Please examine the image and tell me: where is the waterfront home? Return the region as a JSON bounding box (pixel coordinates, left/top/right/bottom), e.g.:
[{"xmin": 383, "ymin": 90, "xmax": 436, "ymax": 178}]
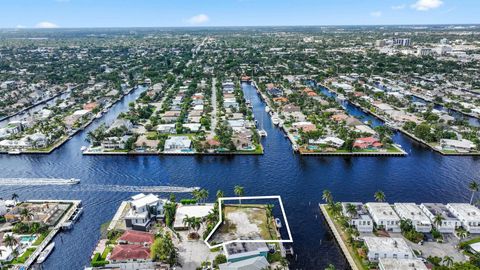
[
  {"xmin": 446, "ymin": 203, "xmax": 480, "ymax": 233},
  {"xmin": 219, "ymin": 256, "xmax": 270, "ymax": 270},
  {"xmin": 282, "ymin": 104, "xmax": 301, "ymax": 113},
  {"xmin": 439, "ymin": 139, "xmax": 476, "ymax": 152},
  {"xmin": 393, "ymin": 203, "xmax": 432, "ymax": 233},
  {"xmin": 124, "ymin": 193, "xmax": 168, "ymax": 231},
  {"xmin": 134, "ymin": 135, "xmax": 158, "ymax": 151},
  {"xmin": 341, "ymin": 202, "xmax": 373, "ymax": 232},
  {"xmin": 363, "ymin": 237, "xmax": 413, "ymax": 261},
  {"xmin": 292, "ymin": 122, "xmax": 316, "ymax": 133},
  {"xmin": 267, "ymin": 87, "xmax": 284, "ymax": 97},
  {"xmin": 354, "ymin": 125, "xmax": 376, "ymax": 135},
  {"xmin": 353, "ymin": 137, "xmax": 383, "ymax": 150},
  {"xmin": 64, "ymin": 109, "xmax": 91, "ymax": 127},
  {"xmin": 101, "ymin": 136, "xmax": 130, "ymax": 150},
  {"xmin": 108, "ymin": 244, "xmax": 151, "ymax": 263},
  {"xmin": 224, "ymin": 242, "xmax": 269, "ymax": 263},
  {"xmin": 222, "ymin": 81, "xmax": 235, "ymax": 93},
  {"xmin": 83, "ymin": 102, "xmax": 98, "ymax": 111},
  {"xmin": 156, "ymin": 124, "xmax": 176, "ymax": 134},
  {"xmin": 365, "ymin": 203, "xmax": 401, "ymax": 232},
  {"xmin": 309, "ymin": 137, "xmax": 345, "ymax": 148},
  {"xmin": 117, "ymin": 230, "xmax": 154, "ymax": 246},
  {"xmin": 378, "ymin": 258, "xmax": 428, "ymax": 270},
  {"xmin": 419, "ymin": 203, "xmax": 460, "ymax": 233},
  {"xmin": 164, "ymin": 136, "xmax": 192, "ymax": 152}
]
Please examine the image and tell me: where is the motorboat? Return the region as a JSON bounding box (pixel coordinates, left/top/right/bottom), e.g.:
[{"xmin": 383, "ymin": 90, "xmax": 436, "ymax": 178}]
[
  {"xmin": 275, "ymin": 218, "xmax": 282, "ymax": 228},
  {"xmin": 271, "ymin": 116, "xmax": 280, "ymax": 125},
  {"xmin": 8, "ymin": 149, "xmax": 21, "ymax": 155},
  {"xmin": 258, "ymin": 129, "xmax": 268, "ymax": 137},
  {"xmin": 37, "ymin": 242, "xmax": 55, "ymax": 264},
  {"xmin": 80, "ymin": 146, "xmax": 87, "ymax": 152},
  {"xmin": 265, "ymin": 106, "xmax": 270, "ymax": 113}
]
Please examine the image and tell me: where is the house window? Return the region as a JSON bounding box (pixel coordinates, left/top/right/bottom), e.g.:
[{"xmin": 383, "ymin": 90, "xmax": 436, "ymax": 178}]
[
  {"xmin": 404, "ymin": 254, "xmax": 409, "ymax": 259},
  {"xmin": 393, "ymin": 254, "xmax": 397, "ymax": 259}
]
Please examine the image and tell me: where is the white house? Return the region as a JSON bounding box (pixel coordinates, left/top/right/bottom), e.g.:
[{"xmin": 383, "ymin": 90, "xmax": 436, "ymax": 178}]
[
  {"xmin": 378, "ymin": 258, "xmax": 428, "ymax": 270},
  {"xmin": 156, "ymin": 124, "xmax": 176, "ymax": 134},
  {"xmin": 447, "ymin": 203, "xmax": 480, "ymax": 233},
  {"xmin": 365, "ymin": 203, "xmax": 401, "ymax": 232},
  {"xmin": 419, "ymin": 203, "xmax": 460, "ymax": 233},
  {"xmin": 363, "ymin": 237, "xmax": 413, "ymax": 261},
  {"xmin": 124, "ymin": 193, "xmax": 168, "ymax": 231},
  {"xmin": 440, "ymin": 139, "xmax": 476, "ymax": 152},
  {"xmin": 393, "ymin": 203, "xmax": 432, "ymax": 233},
  {"xmin": 164, "ymin": 136, "xmax": 192, "ymax": 152},
  {"xmin": 341, "ymin": 202, "xmax": 373, "ymax": 232},
  {"xmin": 309, "ymin": 137, "xmax": 345, "ymax": 148}
]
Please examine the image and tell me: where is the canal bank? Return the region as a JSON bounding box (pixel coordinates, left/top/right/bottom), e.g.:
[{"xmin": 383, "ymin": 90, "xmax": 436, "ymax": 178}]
[
  {"xmin": 0, "ymin": 82, "xmax": 480, "ymax": 269},
  {"xmin": 315, "ymin": 82, "xmax": 480, "ymax": 156}
]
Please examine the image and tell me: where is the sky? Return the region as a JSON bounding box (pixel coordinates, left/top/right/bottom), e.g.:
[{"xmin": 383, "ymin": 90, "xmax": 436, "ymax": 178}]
[{"xmin": 0, "ymin": 0, "xmax": 478, "ymax": 28}]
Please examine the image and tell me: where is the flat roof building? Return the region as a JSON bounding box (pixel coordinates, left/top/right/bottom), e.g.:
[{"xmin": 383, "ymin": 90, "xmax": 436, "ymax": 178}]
[
  {"xmin": 419, "ymin": 203, "xmax": 460, "ymax": 233},
  {"xmin": 379, "ymin": 258, "xmax": 428, "ymax": 270},
  {"xmin": 341, "ymin": 202, "xmax": 373, "ymax": 232},
  {"xmin": 447, "ymin": 203, "xmax": 480, "ymax": 233},
  {"xmin": 393, "ymin": 203, "xmax": 432, "ymax": 233},
  {"xmin": 365, "ymin": 203, "xmax": 401, "ymax": 232},
  {"xmin": 363, "ymin": 237, "xmax": 413, "ymax": 261}
]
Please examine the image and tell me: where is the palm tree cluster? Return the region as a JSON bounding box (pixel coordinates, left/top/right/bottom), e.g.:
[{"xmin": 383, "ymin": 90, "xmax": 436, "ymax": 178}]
[
  {"xmin": 192, "ymin": 189, "xmax": 209, "ymax": 204},
  {"xmin": 182, "ymin": 215, "xmax": 203, "ymax": 239}
]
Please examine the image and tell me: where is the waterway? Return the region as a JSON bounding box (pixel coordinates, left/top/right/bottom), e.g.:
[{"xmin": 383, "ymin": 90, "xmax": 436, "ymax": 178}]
[{"xmin": 0, "ymin": 83, "xmax": 479, "ymax": 269}]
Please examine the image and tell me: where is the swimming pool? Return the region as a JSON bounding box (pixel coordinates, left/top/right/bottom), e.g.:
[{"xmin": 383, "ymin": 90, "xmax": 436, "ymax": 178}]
[{"xmin": 19, "ymin": 235, "xmax": 36, "ymax": 244}]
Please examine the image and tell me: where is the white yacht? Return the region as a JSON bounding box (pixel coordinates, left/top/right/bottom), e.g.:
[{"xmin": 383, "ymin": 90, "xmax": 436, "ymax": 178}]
[
  {"xmin": 265, "ymin": 106, "xmax": 270, "ymax": 113},
  {"xmin": 271, "ymin": 115, "xmax": 280, "ymax": 125},
  {"xmin": 258, "ymin": 130, "xmax": 268, "ymax": 137},
  {"xmin": 37, "ymin": 242, "xmax": 55, "ymax": 264}
]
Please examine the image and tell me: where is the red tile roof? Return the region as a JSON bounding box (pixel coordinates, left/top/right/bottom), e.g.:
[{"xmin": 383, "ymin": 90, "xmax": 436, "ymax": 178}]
[
  {"xmin": 110, "ymin": 244, "xmax": 151, "ymax": 261},
  {"xmin": 118, "ymin": 230, "xmax": 154, "ymax": 245}
]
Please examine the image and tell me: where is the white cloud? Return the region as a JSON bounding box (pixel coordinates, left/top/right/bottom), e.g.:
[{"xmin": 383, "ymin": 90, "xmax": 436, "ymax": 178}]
[
  {"xmin": 186, "ymin": 14, "xmax": 209, "ymax": 25},
  {"xmin": 35, "ymin": 21, "xmax": 59, "ymax": 28},
  {"xmin": 370, "ymin": 11, "xmax": 382, "ymax": 17},
  {"xmin": 411, "ymin": 0, "xmax": 443, "ymax": 11},
  {"xmin": 15, "ymin": 25, "xmax": 26, "ymax": 29},
  {"xmin": 392, "ymin": 4, "xmax": 406, "ymax": 10}
]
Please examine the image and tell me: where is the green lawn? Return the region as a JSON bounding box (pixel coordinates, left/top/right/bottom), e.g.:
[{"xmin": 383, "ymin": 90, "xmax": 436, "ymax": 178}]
[
  {"xmin": 12, "ymin": 247, "xmax": 36, "ymax": 264},
  {"xmin": 33, "ymin": 231, "xmax": 50, "ymax": 246}
]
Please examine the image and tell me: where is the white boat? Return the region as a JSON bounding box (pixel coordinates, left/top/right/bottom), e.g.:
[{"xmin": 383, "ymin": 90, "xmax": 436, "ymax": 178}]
[
  {"xmin": 8, "ymin": 149, "xmax": 21, "ymax": 155},
  {"xmin": 271, "ymin": 116, "xmax": 280, "ymax": 125},
  {"xmin": 265, "ymin": 106, "xmax": 270, "ymax": 113},
  {"xmin": 37, "ymin": 242, "xmax": 55, "ymax": 264},
  {"xmin": 279, "ymin": 122, "xmax": 283, "ymax": 128},
  {"xmin": 67, "ymin": 178, "xmax": 81, "ymax": 185},
  {"xmin": 80, "ymin": 146, "xmax": 87, "ymax": 152},
  {"xmin": 275, "ymin": 218, "xmax": 282, "ymax": 228},
  {"xmin": 258, "ymin": 130, "xmax": 268, "ymax": 137}
]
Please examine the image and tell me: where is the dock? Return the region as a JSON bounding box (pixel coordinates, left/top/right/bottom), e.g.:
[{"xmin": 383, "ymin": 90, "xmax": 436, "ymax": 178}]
[
  {"xmin": 21, "ymin": 200, "xmax": 82, "ymax": 269},
  {"xmin": 319, "ymin": 204, "xmax": 359, "ymax": 270}
]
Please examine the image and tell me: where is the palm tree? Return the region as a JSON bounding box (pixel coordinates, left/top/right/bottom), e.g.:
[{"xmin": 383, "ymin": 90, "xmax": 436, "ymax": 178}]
[
  {"xmin": 234, "ymin": 185, "xmax": 245, "ymax": 204},
  {"xmin": 216, "ymin": 190, "xmax": 224, "ymax": 200},
  {"xmin": 20, "ymin": 208, "xmax": 33, "ymax": 221},
  {"xmin": 11, "ymin": 193, "xmax": 19, "ymax": 203},
  {"xmin": 374, "ymin": 191, "xmax": 386, "ymax": 202},
  {"xmin": 442, "ymin": 256, "xmax": 453, "ymax": 267},
  {"xmin": 330, "ymin": 202, "xmax": 342, "ymax": 218},
  {"xmin": 199, "ymin": 189, "xmax": 209, "ymax": 204},
  {"xmin": 346, "ymin": 203, "xmax": 357, "ymax": 219},
  {"xmin": 4, "ymin": 234, "xmax": 18, "ymax": 249},
  {"xmin": 192, "ymin": 189, "xmax": 201, "ymax": 204},
  {"xmin": 183, "ymin": 215, "xmax": 193, "ymax": 232},
  {"xmin": 469, "ymin": 181, "xmax": 479, "ymax": 204},
  {"xmin": 433, "ymin": 213, "xmax": 444, "ymax": 229},
  {"xmin": 322, "ymin": 190, "xmax": 333, "ymax": 205}
]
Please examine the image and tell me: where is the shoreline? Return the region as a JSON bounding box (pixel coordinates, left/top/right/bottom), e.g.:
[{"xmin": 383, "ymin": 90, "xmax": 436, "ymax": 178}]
[{"xmin": 317, "ymin": 82, "xmax": 480, "ymax": 156}]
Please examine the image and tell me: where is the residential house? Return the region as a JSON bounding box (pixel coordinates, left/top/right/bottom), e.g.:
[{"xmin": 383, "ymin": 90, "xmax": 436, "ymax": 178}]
[
  {"xmin": 341, "ymin": 202, "xmax": 373, "ymax": 232},
  {"xmin": 419, "ymin": 203, "xmax": 460, "ymax": 233},
  {"xmin": 440, "ymin": 139, "xmax": 476, "ymax": 153},
  {"xmin": 363, "ymin": 237, "xmax": 413, "ymax": 261},
  {"xmin": 447, "ymin": 203, "xmax": 480, "ymax": 233},
  {"xmin": 101, "ymin": 136, "xmax": 130, "ymax": 150},
  {"xmin": 365, "ymin": 203, "xmax": 401, "ymax": 232},
  {"xmin": 224, "ymin": 242, "xmax": 269, "ymax": 263},
  {"xmin": 393, "ymin": 203, "xmax": 432, "ymax": 233},
  {"xmin": 124, "ymin": 193, "xmax": 167, "ymax": 231},
  {"xmin": 164, "ymin": 136, "xmax": 192, "ymax": 152},
  {"xmin": 353, "ymin": 137, "xmax": 383, "ymax": 150},
  {"xmin": 378, "ymin": 258, "xmax": 428, "ymax": 270}
]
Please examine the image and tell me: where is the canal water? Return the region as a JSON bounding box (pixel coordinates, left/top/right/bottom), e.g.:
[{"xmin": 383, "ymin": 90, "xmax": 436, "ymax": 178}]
[{"xmin": 0, "ymin": 83, "xmax": 479, "ymax": 269}]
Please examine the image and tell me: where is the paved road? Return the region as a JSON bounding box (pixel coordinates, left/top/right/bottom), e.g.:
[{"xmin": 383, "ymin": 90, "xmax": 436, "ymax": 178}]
[{"xmin": 210, "ymin": 78, "xmax": 218, "ymax": 133}]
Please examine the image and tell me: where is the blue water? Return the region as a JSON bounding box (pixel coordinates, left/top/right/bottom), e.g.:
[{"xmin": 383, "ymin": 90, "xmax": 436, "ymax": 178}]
[{"xmin": 0, "ymin": 84, "xmax": 479, "ymax": 269}]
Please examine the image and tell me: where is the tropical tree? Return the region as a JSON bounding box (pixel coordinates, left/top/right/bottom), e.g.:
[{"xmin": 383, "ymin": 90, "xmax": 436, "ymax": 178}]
[
  {"xmin": 4, "ymin": 234, "xmax": 18, "ymax": 249},
  {"xmin": 150, "ymin": 232, "xmax": 178, "ymax": 265},
  {"xmin": 216, "ymin": 190, "xmax": 224, "ymax": 200},
  {"xmin": 346, "ymin": 203, "xmax": 357, "ymax": 219},
  {"xmin": 433, "ymin": 213, "xmax": 444, "ymax": 228},
  {"xmin": 11, "ymin": 193, "xmax": 19, "ymax": 203},
  {"xmin": 322, "ymin": 190, "xmax": 333, "ymax": 205},
  {"xmin": 442, "ymin": 256, "xmax": 454, "ymax": 267},
  {"xmin": 374, "ymin": 191, "xmax": 386, "ymax": 202},
  {"xmin": 234, "ymin": 185, "xmax": 245, "ymax": 204},
  {"xmin": 20, "ymin": 208, "xmax": 33, "ymax": 221},
  {"xmin": 199, "ymin": 189, "xmax": 209, "ymax": 204},
  {"xmin": 469, "ymin": 181, "xmax": 479, "ymax": 204},
  {"xmin": 330, "ymin": 202, "xmax": 342, "ymax": 218}
]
